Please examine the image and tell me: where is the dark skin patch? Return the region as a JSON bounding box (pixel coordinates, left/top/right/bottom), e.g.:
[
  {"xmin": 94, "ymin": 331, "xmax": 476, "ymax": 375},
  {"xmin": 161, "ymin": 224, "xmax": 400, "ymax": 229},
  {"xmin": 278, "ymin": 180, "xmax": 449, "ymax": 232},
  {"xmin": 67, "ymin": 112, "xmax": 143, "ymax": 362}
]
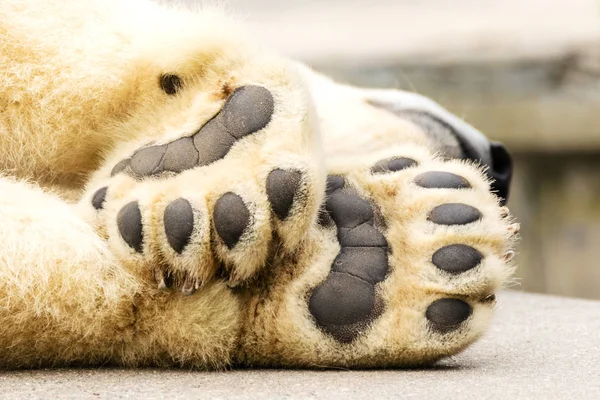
[
  {"xmin": 371, "ymin": 157, "xmax": 418, "ymax": 174},
  {"xmin": 213, "ymin": 192, "xmax": 251, "ymax": 249},
  {"xmin": 426, "ymin": 298, "xmax": 472, "ymax": 333},
  {"xmin": 91, "ymin": 187, "xmax": 108, "ymax": 210},
  {"xmin": 117, "ymin": 201, "xmax": 143, "ymax": 253},
  {"xmin": 266, "ymin": 169, "xmax": 303, "ymax": 220},
  {"xmin": 159, "ymin": 74, "xmax": 183, "ymax": 95},
  {"xmin": 123, "ymin": 85, "xmax": 274, "ymax": 179},
  {"xmin": 309, "ymin": 179, "xmax": 389, "ymax": 343},
  {"xmin": 432, "ymin": 244, "xmax": 484, "ymax": 274},
  {"xmin": 163, "ymin": 198, "xmax": 195, "ymax": 254},
  {"xmin": 414, "ymin": 171, "xmax": 471, "ymax": 189},
  {"xmin": 428, "ymin": 203, "xmax": 483, "ymax": 225}
]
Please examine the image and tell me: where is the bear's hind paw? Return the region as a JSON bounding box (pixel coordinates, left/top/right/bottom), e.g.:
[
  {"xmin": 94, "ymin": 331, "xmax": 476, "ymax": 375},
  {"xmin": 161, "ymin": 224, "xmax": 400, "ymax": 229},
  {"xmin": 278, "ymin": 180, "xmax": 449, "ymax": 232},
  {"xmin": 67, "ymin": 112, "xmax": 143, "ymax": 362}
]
[{"xmin": 239, "ymin": 145, "xmax": 518, "ymax": 367}]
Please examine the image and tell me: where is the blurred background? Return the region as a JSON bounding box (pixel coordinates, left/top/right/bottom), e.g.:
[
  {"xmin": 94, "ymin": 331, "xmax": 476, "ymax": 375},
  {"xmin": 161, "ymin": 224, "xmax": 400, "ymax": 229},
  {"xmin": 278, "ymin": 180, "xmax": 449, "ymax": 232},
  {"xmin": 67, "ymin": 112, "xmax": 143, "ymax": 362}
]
[{"xmin": 198, "ymin": 0, "xmax": 600, "ymax": 299}]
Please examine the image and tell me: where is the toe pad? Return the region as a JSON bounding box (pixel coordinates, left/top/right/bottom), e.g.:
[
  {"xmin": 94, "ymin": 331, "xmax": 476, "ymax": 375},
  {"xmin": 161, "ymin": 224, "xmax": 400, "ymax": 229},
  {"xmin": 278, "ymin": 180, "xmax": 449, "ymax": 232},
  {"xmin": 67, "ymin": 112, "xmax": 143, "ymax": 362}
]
[
  {"xmin": 432, "ymin": 244, "xmax": 483, "ymax": 274},
  {"xmin": 117, "ymin": 201, "xmax": 143, "ymax": 253},
  {"xmin": 266, "ymin": 169, "xmax": 302, "ymax": 220},
  {"xmin": 163, "ymin": 198, "xmax": 194, "ymax": 254},
  {"xmin": 426, "ymin": 299, "xmax": 472, "ymax": 333},
  {"xmin": 415, "ymin": 171, "xmax": 471, "ymax": 189},
  {"xmin": 213, "ymin": 193, "xmax": 250, "ymax": 249}
]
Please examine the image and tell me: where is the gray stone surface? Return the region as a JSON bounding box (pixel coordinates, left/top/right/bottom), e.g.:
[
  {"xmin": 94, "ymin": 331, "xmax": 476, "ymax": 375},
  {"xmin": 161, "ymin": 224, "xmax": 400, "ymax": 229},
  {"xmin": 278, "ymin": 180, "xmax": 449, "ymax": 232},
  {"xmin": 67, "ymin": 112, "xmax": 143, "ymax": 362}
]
[{"xmin": 0, "ymin": 291, "xmax": 598, "ymax": 399}]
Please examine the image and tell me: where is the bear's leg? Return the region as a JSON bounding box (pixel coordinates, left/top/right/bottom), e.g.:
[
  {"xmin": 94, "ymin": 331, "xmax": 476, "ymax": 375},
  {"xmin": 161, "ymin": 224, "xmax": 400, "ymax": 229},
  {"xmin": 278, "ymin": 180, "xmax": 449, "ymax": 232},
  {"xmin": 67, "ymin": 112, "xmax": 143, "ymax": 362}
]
[
  {"xmin": 238, "ymin": 145, "xmax": 518, "ymax": 367},
  {"xmin": 301, "ymin": 67, "xmax": 513, "ymax": 204},
  {"xmin": 0, "ymin": 177, "xmax": 240, "ymax": 368},
  {"xmin": 78, "ymin": 61, "xmax": 325, "ymax": 291},
  {"xmin": 0, "ymin": 177, "xmax": 137, "ymax": 368}
]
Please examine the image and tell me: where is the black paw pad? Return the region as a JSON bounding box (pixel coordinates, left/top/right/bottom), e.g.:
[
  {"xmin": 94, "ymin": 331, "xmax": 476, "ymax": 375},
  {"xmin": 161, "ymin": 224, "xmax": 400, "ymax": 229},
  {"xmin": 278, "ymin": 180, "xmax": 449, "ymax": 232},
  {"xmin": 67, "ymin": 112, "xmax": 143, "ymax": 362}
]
[
  {"xmin": 371, "ymin": 157, "xmax": 418, "ymax": 174},
  {"xmin": 310, "ymin": 184, "xmax": 389, "ymax": 343},
  {"xmin": 130, "ymin": 144, "xmax": 168, "ymax": 177},
  {"xmin": 117, "ymin": 201, "xmax": 143, "ymax": 253},
  {"xmin": 221, "ymin": 85, "xmax": 275, "ymax": 139},
  {"xmin": 266, "ymin": 169, "xmax": 302, "ymax": 220},
  {"xmin": 91, "ymin": 187, "xmax": 108, "ymax": 210},
  {"xmin": 428, "ymin": 203, "xmax": 482, "ymax": 225},
  {"xmin": 127, "ymin": 85, "xmax": 274, "ymax": 178},
  {"xmin": 338, "ymin": 224, "xmax": 387, "ymax": 247},
  {"xmin": 426, "ymin": 298, "xmax": 472, "ymax": 333},
  {"xmin": 325, "ymin": 192, "xmax": 374, "ymax": 228},
  {"xmin": 432, "ymin": 244, "xmax": 483, "ymax": 274},
  {"xmin": 309, "ymin": 272, "xmax": 383, "ymax": 343},
  {"xmin": 332, "ymin": 247, "xmax": 388, "ymax": 284},
  {"xmin": 415, "ymin": 171, "xmax": 471, "ymax": 189},
  {"xmin": 325, "ymin": 175, "xmax": 345, "ymax": 195},
  {"xmin": 213, "ymin": 193, "xmax": 250, "ymax": 249},
  {"xmin": 162, "ymin": 137, "xmax": 200, "ymax": 173},
  {"xmin": 163, "ymin": 198, "xmax": 194, "ymax": 254}
]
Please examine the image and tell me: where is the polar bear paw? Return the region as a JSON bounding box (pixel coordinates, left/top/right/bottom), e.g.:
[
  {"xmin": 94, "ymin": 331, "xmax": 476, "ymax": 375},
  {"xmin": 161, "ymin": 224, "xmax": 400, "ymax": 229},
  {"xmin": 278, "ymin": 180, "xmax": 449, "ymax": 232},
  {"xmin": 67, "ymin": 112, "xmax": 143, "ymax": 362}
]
[
  {"xmin": 239, "ymin": 145, "xmax": 518, "ymax": 367},
  {"xmin": 81, "ymin": 83, "xmax": 324, "ymax": 291}
]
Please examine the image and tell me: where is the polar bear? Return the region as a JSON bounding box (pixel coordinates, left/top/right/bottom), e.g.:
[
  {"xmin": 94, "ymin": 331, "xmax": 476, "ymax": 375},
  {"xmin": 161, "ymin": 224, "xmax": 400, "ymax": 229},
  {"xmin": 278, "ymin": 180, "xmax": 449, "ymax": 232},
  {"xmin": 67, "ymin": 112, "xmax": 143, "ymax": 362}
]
[{"xmin": 0, "ymin": 0, "xmax": 517, "ymax": 368}]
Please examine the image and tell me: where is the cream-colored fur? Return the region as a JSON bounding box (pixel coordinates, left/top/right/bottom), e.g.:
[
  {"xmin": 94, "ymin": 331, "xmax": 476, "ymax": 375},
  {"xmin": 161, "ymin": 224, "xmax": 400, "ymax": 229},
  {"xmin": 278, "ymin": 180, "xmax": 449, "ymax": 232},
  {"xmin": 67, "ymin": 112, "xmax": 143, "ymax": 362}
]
[
  {"xmin": 239, "ymin": 145, "xmax": 516, "ymax": 367},
  {"xmin": 0, "ymin": 0, "xmax": 517, "ymax": 369},
  {"xmin": 0, "ymin": 177, "xmax": 240, "ymax": 368}
]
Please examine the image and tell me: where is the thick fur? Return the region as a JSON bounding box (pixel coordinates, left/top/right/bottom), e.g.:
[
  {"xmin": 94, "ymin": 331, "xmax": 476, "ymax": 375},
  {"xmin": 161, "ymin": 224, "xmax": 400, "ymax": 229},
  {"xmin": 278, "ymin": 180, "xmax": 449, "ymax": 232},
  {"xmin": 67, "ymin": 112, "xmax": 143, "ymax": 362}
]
[{"xmin": 0, "ymin": 0, "xmax": 516, "ymax": 369}]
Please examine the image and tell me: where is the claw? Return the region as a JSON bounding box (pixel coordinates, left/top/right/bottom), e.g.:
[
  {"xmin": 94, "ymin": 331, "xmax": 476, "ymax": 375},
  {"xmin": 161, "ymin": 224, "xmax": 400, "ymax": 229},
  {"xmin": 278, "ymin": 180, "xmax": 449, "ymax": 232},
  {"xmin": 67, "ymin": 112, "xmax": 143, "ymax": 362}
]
[
  {"xmin": 508, "ymin": 223, "xmax": 520, "ymax": 234},
  {"xmin": 182, "ymin": 274, "xmax": 198, "ymax": 296},
  {"xmin": 502, "ymin": 250, "xmax": 516, "ymax": 262},
  {"xmin": 154, "ymin": 266, "xmax": 172, "ymax": 290},
  {"xmin": 499, "ymin": 206, "xmax": 510, "ymax": 218},
  {"xmin": 481, "ymin": 294, "xmax": 497, "ymax": 304}
]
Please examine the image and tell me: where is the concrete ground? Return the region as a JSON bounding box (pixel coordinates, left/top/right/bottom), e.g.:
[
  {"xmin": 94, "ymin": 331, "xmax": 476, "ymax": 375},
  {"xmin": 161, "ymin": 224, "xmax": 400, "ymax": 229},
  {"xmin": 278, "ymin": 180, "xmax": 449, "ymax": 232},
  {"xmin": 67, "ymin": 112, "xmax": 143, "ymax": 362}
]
[{"xmin": 1, "ymin": 291, "xmax": 599, "ymax": 399}]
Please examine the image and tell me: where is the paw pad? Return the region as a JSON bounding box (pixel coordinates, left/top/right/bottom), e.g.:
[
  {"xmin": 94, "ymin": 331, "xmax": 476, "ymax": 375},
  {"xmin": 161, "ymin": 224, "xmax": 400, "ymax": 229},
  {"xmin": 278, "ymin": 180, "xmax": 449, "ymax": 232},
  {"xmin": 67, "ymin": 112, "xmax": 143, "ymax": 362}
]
[
  {"xmin": 309, "ymin": 177, "xmax": 389, "ymax": 343},
  {"xmin": 110, "ymin": 158, "xmax": 131, "ymax": 177},
  {"xmin": 415, "ymin": 171, "xmax": 471, "ymax": 189},
  {"xmin": 428, "ymin": 203, "xmax": 482, "ymax": 225},
  {"xmin": 266, "ymin": 169, "xmax": 302, "ymax": 220},
  {"xmin": 91, "ymin": 187, "xmax": 108, "ymax": 210},
  {"xmin": 432, "ymin": 244, "xmax": 483, "ymax": 274},
  {"xmin": 325, "ymin": 175, "xmax": 345, "ymax": 194},
  {"xmin": 426, "ymin": 298, "xmax": 472, "ymax": 333},
  {"xmin": 163, "ymin": 198, "xmax": 194, "ymax": 254},
  {"xmin": 371, "ymin": 157, "xmax": 417, "ymax": 174},
  {"xmin": 213, "ymin": 192, "xmax": 251, "ymax": 249},
  {"xmin": 309, "ymin": 273, "xmax": 383, "ymax": 343},
  {"xmin": 117, "ymin": 201, "xmax": 143, "ymax": 253},
  {"xmin": 220, "ymin": 85, "xmax": 274, "ymax": 139},
  {"xmin": 113, "ymin": 85, "xmax": 274, "ymax": 178}
]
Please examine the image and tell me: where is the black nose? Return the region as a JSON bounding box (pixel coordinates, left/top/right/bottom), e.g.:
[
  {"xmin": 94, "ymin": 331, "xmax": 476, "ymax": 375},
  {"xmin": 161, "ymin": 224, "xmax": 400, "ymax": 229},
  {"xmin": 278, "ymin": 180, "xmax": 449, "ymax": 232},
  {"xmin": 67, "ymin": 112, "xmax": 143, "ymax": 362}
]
[{"xmin": 487, "ymin": 142, "xmax": 512, "ymax": 205}]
